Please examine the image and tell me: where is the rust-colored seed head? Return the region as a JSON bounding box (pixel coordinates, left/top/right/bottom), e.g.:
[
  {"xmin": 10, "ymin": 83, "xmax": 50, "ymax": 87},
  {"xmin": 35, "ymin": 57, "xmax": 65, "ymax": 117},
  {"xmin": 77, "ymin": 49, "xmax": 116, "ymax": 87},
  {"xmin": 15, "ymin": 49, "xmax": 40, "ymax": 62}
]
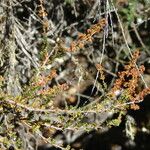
[
  {"xmin": 67, "ymin": 18, "xmax": 107, "ymax": 52},
  {"xmin": 108, "ymin": 50, "xmax": 150, "ymax": 110}
]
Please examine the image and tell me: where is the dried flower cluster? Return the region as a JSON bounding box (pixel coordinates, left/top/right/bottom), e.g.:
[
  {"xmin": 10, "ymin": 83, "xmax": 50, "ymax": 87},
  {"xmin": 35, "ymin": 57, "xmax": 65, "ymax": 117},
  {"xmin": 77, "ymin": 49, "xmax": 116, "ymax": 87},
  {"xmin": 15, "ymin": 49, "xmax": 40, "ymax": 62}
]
[
  {"xmin": 37, "ymin": 0, "xmax": 49, "ymax": 34},
  {"xmin": 34, "ymin": 69, "xmax": 57, "ymax": 87},
  {"xmin": 67, "ymin": 18, "xmax": 107, "ymax": 52},
  {"xmin": 96, "ymin": 64, "xmax": 105, "ymax": 80},
  {"xmin": 109, "ymin": 50, "xmax": 150, "ymax": 110},
  {"xmin": 37, "ymin": 83, "xmax": 69, "ymax": 95},
  {"xmin": 33, "ymin": 69, "xmax": 69, "ymax": 98}
]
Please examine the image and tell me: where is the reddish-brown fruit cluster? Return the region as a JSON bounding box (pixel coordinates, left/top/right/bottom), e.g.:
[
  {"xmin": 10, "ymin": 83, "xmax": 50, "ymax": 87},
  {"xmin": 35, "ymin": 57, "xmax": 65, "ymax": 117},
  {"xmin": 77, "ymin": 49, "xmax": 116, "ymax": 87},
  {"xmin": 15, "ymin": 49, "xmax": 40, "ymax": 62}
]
[{"xmin": 109, "ymin": 50, "xmax": 150, "ymax": 110}]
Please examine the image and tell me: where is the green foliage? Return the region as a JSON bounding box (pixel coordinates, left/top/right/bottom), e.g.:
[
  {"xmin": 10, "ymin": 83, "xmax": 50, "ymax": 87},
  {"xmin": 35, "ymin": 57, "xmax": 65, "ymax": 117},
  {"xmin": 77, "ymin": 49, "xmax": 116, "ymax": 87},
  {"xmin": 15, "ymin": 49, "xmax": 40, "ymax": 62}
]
[
  {"xmin": 119, "ymin": 0, "xmax": 137, "ymax": 25},
  {"xmin": 108, "ymin": 111, "xmax": 124, "ymax": 127},
  {"xmin": 125, "ymin": 115, "xmax": 137, "ymax": 140},
  {"xmin": 64, "ymin": 0, "xmax": 75, "ymax": 5}
]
